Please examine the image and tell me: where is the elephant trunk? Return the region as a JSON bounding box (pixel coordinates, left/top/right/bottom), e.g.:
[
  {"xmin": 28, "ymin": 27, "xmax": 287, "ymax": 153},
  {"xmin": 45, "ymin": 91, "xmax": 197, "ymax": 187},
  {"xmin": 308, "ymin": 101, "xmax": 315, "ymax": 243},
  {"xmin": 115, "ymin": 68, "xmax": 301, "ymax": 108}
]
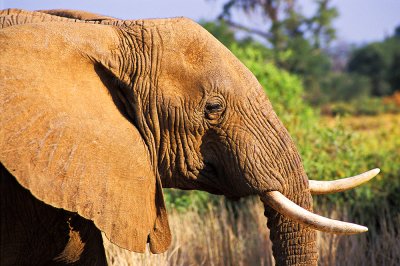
[
  {"xmin": 262, "ymin": 190, "xmax": 318, "ymax": 266},
  {"xmin": 257, "ymin": 152, "xmax": 371, "ymax": 264},
  {"xmin": 249, "ymin": 110, "xmax": 371, "ymax": 264},
  {"xmin": 244, "ymin": 112, "xmax": 318, "ymax": 265}
]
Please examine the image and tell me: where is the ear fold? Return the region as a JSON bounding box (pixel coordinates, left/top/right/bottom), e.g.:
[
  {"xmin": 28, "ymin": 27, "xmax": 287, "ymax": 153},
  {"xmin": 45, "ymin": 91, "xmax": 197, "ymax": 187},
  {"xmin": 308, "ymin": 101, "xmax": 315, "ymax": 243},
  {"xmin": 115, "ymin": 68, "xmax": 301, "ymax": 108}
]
[{"xmin": 0, "ymin": 22, "xmax": 171, "ymax": 252}]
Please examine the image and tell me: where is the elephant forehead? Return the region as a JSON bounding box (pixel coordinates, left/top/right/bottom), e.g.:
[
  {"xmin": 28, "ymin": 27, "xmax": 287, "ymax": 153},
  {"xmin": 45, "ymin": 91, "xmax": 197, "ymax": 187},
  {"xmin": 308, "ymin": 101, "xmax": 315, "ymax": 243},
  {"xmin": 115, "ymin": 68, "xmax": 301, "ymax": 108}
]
[
  {"xmin": 155, "ymin": 19, "xmax": 265, "ymax": 102},
  {"xmin": 160, "ymin": 47, "xmax": 256, "ymax": 90}
]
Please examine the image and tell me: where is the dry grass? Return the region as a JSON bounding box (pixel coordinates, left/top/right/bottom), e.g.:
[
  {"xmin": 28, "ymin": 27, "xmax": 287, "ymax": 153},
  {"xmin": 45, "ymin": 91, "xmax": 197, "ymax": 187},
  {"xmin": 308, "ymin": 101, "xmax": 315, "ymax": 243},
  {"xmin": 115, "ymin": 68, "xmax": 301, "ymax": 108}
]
[
  {"xmin": 104, "ymin": 198, "xmax": 399, "ymax": 265},
  {"xmin": 317, "ymin": 205, "xmax": 400, "ymax": 266},
  {"xmin": 104, "ymin": 199, "xmax": 273, "ymax": 266}
]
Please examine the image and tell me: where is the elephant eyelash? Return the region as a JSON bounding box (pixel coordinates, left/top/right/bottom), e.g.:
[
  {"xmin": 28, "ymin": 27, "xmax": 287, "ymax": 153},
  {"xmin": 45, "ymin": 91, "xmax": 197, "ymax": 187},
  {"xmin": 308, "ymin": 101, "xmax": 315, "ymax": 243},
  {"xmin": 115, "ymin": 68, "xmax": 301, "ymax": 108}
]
[
  {"xmin": 205, "ymin": 103, "xmax": 223, "ymax": 113},
  {"xmin": 204, "ymin": 101, "xmax": 225, "ymax": 122}
]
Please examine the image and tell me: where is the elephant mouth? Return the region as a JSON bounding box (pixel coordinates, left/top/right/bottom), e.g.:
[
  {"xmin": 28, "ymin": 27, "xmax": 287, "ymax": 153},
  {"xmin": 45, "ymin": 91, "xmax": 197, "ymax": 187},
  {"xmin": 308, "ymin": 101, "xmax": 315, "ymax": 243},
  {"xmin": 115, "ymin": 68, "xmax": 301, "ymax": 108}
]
[
  {"xmin": 202, "ymin": 161, "xmax": 218, "ymax": 177},
  {"xmin": 197, "ymin": 162, "xmax": 241, "ymax": 200},
  {"xmin": 197, "ymin": 162, "xmax": 225, "ymax": 195}
]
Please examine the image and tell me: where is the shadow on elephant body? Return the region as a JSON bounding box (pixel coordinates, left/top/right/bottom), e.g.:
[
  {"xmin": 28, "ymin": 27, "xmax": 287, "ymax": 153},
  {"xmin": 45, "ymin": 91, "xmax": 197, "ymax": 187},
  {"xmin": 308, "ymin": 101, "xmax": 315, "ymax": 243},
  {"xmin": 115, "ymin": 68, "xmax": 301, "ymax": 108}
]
[
  {"xmin": 93, "ymin": 63, "xmax": 137, "ymax": 129},
  {"xmin": 0, "ymin": 164, "xmax": 107, "ymax": 266}
]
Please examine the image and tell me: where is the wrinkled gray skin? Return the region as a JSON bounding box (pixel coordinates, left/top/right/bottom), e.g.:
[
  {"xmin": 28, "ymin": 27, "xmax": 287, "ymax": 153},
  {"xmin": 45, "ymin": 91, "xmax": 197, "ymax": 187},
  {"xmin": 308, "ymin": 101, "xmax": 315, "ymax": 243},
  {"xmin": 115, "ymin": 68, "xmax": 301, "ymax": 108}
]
[{"xmin": 1, "ymin": 9, "xmax": 317, "ymax": 265}]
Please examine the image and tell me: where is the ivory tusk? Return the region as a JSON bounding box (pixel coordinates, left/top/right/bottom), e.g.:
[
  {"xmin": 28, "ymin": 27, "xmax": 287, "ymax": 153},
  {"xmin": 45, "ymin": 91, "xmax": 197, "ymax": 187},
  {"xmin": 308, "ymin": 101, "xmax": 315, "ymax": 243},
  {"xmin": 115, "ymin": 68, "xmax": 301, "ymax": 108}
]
[
  {"xmin": 309, "ymin": 168, "xmax": 380, "ymax": 195},
  {"xmin": 262, "ymin": 191, "xmax": 368, "ymax": 234}
]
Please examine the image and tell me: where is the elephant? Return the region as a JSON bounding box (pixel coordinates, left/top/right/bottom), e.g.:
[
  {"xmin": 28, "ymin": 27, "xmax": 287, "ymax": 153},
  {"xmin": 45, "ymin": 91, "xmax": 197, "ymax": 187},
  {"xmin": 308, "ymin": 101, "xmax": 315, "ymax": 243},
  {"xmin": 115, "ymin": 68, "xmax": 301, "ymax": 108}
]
[{"xmin": 0, "ymin": 9, "xmax": 380, "ymax": 265}]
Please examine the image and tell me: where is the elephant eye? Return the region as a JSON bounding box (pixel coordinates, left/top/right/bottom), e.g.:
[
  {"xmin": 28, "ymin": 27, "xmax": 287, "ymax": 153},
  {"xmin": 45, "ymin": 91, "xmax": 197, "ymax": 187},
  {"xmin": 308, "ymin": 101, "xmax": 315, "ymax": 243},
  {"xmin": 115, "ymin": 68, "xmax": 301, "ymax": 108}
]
[
  {"xmin": 205, "ymin": 103, "xmax": 223, "ymax": 113},
  {"xmin": 205, "ymin": 101, "xmax": 224, "ymax": 121}
]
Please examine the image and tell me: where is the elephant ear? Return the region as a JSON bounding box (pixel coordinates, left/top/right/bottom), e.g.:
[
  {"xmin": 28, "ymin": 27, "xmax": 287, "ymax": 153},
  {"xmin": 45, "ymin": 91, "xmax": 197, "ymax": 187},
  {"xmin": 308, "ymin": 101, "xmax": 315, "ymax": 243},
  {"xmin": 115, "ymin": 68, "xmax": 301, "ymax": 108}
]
[{"xmin": 0, "ymin": 22, "xmax": 171, "ymax": 253}]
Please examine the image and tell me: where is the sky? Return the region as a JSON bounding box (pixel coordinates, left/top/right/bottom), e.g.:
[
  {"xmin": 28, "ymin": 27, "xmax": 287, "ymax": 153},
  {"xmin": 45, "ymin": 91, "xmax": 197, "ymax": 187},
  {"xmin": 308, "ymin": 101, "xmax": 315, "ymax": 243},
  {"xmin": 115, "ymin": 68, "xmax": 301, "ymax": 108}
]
[{"xmin": 1, "ymin": 0, "xmax": 399, "ymax": 44}]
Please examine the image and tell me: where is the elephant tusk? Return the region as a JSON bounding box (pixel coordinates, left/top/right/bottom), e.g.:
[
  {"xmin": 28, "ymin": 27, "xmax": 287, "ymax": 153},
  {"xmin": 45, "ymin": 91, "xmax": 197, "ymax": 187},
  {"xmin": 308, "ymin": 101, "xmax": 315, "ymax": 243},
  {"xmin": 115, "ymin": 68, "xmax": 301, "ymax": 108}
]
[
  {"xmin": 309, "ymin": 168, "xmax": 380, "ymax": 195},
  {"xmin": 262, "ymin": 191, "xmax": 368, "ymax": 234}
]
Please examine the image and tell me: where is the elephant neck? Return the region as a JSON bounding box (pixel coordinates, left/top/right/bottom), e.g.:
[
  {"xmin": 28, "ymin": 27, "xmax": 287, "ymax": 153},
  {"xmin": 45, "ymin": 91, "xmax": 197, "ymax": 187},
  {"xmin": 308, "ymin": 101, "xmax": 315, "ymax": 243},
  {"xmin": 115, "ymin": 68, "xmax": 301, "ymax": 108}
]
[{"xmin": 111, "ymin": 26, "xmax": 163, "ymax": 169}]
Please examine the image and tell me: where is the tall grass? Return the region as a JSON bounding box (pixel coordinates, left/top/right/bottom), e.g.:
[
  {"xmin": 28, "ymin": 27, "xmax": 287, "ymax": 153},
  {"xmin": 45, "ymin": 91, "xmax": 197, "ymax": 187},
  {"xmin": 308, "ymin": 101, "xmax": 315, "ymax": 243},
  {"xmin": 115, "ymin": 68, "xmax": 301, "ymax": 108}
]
[
  {"xmin": 317, "ymin": 203, "xmax": 400, "ymax": 266},
  {"xmin": 104, "ymin": 198, "xmax": 399, "ymax": 265},
  {"xmin": 104, "ymin": 198, "xmax": 273, "ymax": 266}
]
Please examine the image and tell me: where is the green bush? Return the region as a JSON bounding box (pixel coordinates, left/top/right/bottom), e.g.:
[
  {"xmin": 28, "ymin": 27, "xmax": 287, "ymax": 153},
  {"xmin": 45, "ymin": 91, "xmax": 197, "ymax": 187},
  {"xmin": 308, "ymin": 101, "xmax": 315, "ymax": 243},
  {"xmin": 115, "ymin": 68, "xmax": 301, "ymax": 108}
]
[
  {"xmin": 324, "ymin": 97, "xmax": 398, "ymax": 116},
  {"xmin": 330, "ymin": 102, "xmax": 356, "ymax": 116},
  {"xmin": 298, "ymin": 115, "xmax": 400, "ymax": 223},
  {"xmin": 320, "ymin": 73, "xmax": 372, "ymax": 103},
  {"xmin": 354, "ymin": 98, "xmax": 386, "ymax": 115},
  {"xmin": 229, "ymin": 43, "xmax": 317, "ymax": 133},
  {"xmin": 164, "ymin": 189, "xmax": 215, "ymax": 212}
]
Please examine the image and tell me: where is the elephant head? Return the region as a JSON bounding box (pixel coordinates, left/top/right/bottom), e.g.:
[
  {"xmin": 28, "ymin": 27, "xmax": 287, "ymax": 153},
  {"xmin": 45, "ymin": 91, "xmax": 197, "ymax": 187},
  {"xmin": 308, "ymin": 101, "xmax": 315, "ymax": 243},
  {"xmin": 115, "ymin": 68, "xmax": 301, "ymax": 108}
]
[{"xmin": 0, "ymin": 9, "xmax": 379, "ymax": 265}]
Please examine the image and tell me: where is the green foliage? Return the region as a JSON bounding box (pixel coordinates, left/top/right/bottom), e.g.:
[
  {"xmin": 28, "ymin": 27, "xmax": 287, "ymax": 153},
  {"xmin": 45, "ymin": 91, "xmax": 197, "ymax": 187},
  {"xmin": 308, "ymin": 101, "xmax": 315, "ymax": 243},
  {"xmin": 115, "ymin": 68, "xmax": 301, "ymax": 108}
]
[
  {"xmin": 298, "ymin": 115, "xmax": 400, "ymax": 222},
  {"xmin": 229, "ymin": 42, "xmax": 315, "ymax": 126},
  {"xmin": 164, "ymin": 189, "xmax": 216, "ymax": 212},
  {"xmin": 302, "ymin": 25, "xmax": 400, "ymax": 106},
  {"xmin": 213, "ymin": 2, "xmax": 399, "ymax": 104},
  {"xmin": 283, "ymin": 38, "xmax": 333, "ymax": 105},
  {"xmin": 327, "ymin": 102, "xmax": 356, "ymax": 116},
  {"xmin": 299, "ymin": 122, "xmax": 356, "ymax": 185},
  {"xmin": 347, "ymin": 32, "xmax": 400, "ymax": 96},
  {"xmin": 323, "ymin": 98, "xmax": 399, "ymax": 116},
  {"xmin": 348, "ymin": 45, "xmax": 390, "ymax": 96},
  {"xmin": 388, "ymin": 52, "xmax": 400, "ymax": 91},
  {"xmin": 218, "ymin": 0, "xmax": 338, "ymax": 50},
  {"xmin": 308, "ymin": 0, "xmax": 339, "ymax": 49},
  {"xmin": 346, "ymin": 98, "xmax": 385, "ymax": 116},
  {"xmin": 201, "ymin": 20, "xmax": 237, "ymax": 47},
  {"xmin": 320, "ymin": 73, "xmax": 371, "ymax": 103}
]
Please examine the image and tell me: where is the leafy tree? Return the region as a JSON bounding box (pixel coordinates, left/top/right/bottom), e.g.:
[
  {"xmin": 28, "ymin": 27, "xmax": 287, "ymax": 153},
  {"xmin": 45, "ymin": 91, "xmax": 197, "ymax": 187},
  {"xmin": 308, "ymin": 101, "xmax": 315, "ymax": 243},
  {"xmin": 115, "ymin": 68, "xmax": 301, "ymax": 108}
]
[
  {"xmin": 347, "ymin": 45, "xmax": 389, "ymax": 96},
  {"xmin": 347, "ymin": 27, "xmax": 400, "ymax": 96},
  {"xmin": 216, "ymin": 0, "xmax": 338, "ymax": 52},
  {"xmin": 388, "ymin": 52, "xmax": 400, "ymax": 92},
  {"xmin": 320, "ymin": 73, "xmax": 372, "ymax": 103},
  {"xmin": 283, "ymin": 36, "xmax": 332, "ymax": 105},
  {"xmin": 394, "ymin": 25, "xmax": 400, "ymax": 38},
  {"xmin": 201, "ymin": 20, "xmax": 237, "ymax": 47},
  {"xmin": 202, "ymin": 20, "xmax": 274, "ymax": 60},
  {"xmin": 308, "ymin": 0, "xmax": 338, "ymax": 49}
]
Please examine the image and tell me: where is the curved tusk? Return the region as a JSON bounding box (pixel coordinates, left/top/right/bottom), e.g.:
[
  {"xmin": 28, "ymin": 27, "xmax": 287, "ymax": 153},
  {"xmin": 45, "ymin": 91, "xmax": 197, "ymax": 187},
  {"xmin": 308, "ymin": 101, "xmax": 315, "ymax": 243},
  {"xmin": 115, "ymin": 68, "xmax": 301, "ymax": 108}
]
[
  {"xmin": 309, "ymin": 168, "xmax": 380, "ymax": 195},
  {"xmin": 262, "ymin": 191, "xmax": 368, "ymax": 234}
]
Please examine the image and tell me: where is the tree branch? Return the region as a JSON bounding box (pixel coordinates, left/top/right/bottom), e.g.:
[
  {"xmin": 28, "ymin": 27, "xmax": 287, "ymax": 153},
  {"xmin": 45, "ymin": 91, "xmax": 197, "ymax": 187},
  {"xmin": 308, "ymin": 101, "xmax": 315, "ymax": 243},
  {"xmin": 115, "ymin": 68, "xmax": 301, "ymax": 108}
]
[{"xmin": 220, "ymin": 18, "xmax": 272, "ymax": 39}]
